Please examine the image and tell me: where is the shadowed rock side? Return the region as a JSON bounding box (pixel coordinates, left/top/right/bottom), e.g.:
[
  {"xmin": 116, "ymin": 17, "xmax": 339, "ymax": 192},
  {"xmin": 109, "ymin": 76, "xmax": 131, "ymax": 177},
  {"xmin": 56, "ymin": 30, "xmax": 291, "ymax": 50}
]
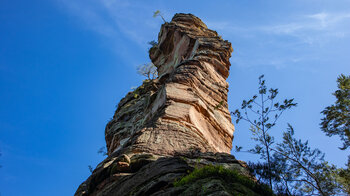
[
  {"xmin": 75, "ymin": 152, "xmax": 272, "ymax": 196},
  {"xmin": 75, "ymin": 14, "xmax": 267, "ymax": 196}
]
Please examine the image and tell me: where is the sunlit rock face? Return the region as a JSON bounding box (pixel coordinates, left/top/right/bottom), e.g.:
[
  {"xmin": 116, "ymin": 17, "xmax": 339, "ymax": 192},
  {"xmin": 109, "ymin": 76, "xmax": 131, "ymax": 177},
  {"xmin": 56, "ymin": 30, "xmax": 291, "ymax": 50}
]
[
  {"xmin": 74, "ymin": 14, "xmax": 257, "ymax": 196},
  {"xmin": 105, "ymin": 13, "xmax": 234, "ymax": 157}
]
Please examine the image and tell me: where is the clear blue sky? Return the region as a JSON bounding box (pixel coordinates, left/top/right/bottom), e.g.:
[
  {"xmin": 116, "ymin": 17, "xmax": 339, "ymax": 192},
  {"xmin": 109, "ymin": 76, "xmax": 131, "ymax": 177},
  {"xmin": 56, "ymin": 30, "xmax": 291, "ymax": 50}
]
[{"xmin": 1, "ymin": 0, "xmax": 349, "ymax": 195}]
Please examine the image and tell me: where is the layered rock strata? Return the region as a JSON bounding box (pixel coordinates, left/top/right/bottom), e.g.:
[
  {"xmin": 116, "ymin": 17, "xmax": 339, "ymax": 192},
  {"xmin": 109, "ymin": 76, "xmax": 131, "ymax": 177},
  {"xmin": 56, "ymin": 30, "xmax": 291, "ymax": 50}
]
[
  {"xmin": 75, "ymin": 13, "xmax": 264, "ymax": 196},
  {"xmin": 106, "ymin": 13, "xmax": 234, "ymax": 157},
  {"xmin": 75, "ymin": 152, "xmax": 271, "ymax": 196}
]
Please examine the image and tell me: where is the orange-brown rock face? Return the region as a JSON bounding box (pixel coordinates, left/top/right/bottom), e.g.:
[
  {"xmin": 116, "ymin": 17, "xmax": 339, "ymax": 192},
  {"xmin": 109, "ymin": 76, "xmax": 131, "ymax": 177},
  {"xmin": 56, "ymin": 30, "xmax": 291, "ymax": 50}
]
[
  {"xmin": 74, "ymin": 14, "xmax": 267, "ymax": 196},
  {"xmin": 105, "ymin": 13, "xmax": 234, "ymax": 157}
]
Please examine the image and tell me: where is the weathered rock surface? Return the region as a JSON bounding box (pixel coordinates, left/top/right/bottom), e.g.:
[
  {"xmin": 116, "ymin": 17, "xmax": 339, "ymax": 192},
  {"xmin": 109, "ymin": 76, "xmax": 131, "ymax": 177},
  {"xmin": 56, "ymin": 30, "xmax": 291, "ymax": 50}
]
[
  {"xmin": 106, "ymin": 13, "xmax": 234, "ymax": 158},
  {"xmin": 75, "ymin": 152, "xmax": 266, "ymax": 196},
  {"xmin": 75, "ymin": 13, "xmax": 267, "ymax": 196}
]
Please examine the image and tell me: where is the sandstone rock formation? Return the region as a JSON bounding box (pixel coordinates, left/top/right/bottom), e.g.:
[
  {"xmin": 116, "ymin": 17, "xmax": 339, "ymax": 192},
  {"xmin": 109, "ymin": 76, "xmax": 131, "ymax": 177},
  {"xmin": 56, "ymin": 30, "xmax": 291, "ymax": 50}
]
[
  {"xmin": 75, "ymin": 13, "xmax": 270, "ymax": 196},
  {"xmin": 106, "ymin": 13, "xmax": 234, "ymax": 157}
]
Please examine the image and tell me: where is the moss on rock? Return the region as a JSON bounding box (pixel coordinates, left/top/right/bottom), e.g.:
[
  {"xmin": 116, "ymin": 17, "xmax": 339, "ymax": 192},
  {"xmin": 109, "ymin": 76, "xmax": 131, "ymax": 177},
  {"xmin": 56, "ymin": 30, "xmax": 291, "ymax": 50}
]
[{"xmin": 174, "ymin": 165, "xmax": 274, "ymax": 196}]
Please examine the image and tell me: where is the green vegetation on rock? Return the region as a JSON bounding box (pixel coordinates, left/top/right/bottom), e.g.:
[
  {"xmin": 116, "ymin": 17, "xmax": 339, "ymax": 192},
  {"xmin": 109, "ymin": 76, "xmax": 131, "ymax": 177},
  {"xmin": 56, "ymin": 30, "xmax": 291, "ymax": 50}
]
[{"xmin": 174, "ymin": 165, "xmax": 273, "ymax": 196}]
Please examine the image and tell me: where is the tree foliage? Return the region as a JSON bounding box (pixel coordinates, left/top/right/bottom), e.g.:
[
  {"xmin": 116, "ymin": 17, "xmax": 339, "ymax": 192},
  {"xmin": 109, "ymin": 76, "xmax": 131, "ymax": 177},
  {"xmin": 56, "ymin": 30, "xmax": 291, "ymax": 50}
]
[
  {"xmin": 232, "ymin": 75, "xmax": 297, "ymax": 189},
  {"xmin": 270, "ymin": 124, "xmax": 341, "ymax": 195},
  {"xmin": 153, "ymin": 10, "xmax": 166, "ymax": 23},
  {"xmin": 232, "ymin": 75, "xmax": 344, "ymax": 195},
  {"xmin": 97, "ymin": 146, "xmax": 107, "ymax": 156},
  {"xmin": 148, "ymin": 40, "xmax": 158, "ymax": 47},
  {"xmin": 336, "ymin": 157, "xmax": 350, "ymax": 194},
  {"xmin": 137, "ymin": 63, "xmax": 157, "ymax": 80},
  {"xmin": 320, "ymin": 74, "xmax": 350, "ymax": 195},
  {"xmin": 321, "ymin": 74, "xmax": 350, "ymax": 150},
  {"xmin": 88, "ymin": 165, "xmax": 93, "ymax": 173}
]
